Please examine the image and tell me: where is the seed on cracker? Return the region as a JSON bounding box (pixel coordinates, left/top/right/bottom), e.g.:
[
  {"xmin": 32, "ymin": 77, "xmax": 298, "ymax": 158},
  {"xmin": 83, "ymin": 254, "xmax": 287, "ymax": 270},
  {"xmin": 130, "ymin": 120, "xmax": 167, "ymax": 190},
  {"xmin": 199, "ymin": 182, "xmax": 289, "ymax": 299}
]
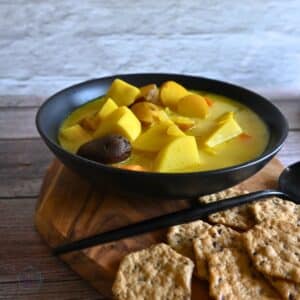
[
  {"xmin": 250, "ymin": 196, "xmax": 300, "ymax": 224},
  {"xmin": 268, "ymin": 277, "xmax": 300, "ymax": 300},
  {"xmin": 193, "ymin": 224, "xmax": 242, "ymax": 279},
  {"xmin": 198, "ymin": 187, "xmax": 254, "ymax": 230},
  {"xmin": 167, "ymin": 220, "xmax": 211, "ymax": 260},
  {"xmin": 242, "ymin": 220, "xmax": 300, "ymax": 283},
  {"xmin": 208, "ymin": 248, "xmax": 279, "ymax": 299},
  {"xmin": 112, "ymin": 243, "xmax": 194, "ymax": 300}
]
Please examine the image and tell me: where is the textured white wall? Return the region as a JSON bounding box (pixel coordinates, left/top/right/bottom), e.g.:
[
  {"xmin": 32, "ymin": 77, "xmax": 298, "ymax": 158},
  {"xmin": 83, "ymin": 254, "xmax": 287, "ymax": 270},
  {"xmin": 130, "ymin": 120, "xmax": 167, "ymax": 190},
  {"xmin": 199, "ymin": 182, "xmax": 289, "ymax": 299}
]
[{"xmin": 0, "ymin": 0, "xmax": 300, "ymax": 97}]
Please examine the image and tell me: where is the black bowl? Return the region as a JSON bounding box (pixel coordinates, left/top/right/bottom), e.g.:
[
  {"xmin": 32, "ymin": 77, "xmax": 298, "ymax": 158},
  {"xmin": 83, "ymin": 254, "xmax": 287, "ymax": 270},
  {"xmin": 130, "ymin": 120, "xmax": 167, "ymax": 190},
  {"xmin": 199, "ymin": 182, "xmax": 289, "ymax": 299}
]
[{"xmin": 36, "ymin": 73, "xmax": 288, "ymax": 199}]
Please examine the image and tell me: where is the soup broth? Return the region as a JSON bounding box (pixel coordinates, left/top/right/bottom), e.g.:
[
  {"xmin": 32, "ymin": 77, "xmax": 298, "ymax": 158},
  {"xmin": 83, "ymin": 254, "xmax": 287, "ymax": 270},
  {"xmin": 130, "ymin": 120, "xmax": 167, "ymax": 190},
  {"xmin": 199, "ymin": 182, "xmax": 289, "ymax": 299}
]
[{"xmin": 59, "ymin": 80, "xmax": 269, "ymax": 173}]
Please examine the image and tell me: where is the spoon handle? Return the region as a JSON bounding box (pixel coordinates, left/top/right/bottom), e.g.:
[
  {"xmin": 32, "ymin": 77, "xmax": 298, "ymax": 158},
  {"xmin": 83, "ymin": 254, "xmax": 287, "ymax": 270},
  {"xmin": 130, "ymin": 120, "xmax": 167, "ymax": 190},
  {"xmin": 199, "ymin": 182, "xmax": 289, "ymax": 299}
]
[{"xmin": 53, "ymin": 189, "xmax": 290, "ymax": 255}]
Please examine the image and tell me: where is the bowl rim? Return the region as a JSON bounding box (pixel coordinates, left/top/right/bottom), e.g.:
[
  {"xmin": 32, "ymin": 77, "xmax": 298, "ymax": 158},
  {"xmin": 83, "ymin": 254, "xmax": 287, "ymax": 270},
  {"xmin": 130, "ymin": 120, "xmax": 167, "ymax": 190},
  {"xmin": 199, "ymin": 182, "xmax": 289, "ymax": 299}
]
[{"xmin": 36, "ymin": 72, "xmax": 289, "ymax": 177}]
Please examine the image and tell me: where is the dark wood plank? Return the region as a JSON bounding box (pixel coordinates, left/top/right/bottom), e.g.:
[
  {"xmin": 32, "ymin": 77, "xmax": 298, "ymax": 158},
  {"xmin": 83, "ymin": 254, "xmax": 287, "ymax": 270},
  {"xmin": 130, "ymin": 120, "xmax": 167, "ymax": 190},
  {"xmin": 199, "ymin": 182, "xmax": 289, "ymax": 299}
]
[
  {"xmin": 0, "ymin": 139, "xmax": 53, "ymax": 197},
  {"xmin": 0, "ymin": 197, "xmax": 102, "ymax": 299},
  {"xmin": 0, "ymin": 99, "xmax": 299, "ymax": 139},
  {"xmin": 0, "ymin": 107, "xmax": 38, "ymax": 139},
  {"xmin": 0, "ymin": 280, "xmax": 101, "ymax": 300}
]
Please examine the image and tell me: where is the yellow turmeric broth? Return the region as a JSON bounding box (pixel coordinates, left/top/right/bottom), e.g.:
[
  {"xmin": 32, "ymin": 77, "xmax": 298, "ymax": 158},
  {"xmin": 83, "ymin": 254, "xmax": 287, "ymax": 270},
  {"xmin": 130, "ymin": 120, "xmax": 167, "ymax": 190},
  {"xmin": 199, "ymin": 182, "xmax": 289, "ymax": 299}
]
[{"xmin": 58, "ymin": 80, "xmax": 269, "ymax": 173}]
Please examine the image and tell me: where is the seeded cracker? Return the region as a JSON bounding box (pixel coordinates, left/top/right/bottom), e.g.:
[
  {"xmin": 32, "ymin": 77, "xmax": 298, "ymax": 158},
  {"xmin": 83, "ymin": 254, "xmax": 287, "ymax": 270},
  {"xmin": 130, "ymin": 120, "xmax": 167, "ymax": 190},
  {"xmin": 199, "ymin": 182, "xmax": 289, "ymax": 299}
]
[
  {"xmin": 193, "ymin": 224, "xmax": 242, "ymax": 279},
  {"xmin": 112, "ymin": 243, "xmax": 194, "ymax": 300},
  {"xmin": 208, "ymin": 248, "xmax": 279, "ymax": 299},
  {"xmin": 243, "ymin": 220, "xmax": 300, "ymax": 283},
  {"xmin": 250, "ymin": 196, "xmax": 300, "ymax": 224},
  {"xmin": 167, "ymin": 220, "xmax": 211, "ymax": 260},
  {"xmin": 198, "ymin": 187, "xmax": 254, "ymax": 230},
  {"xmin": 268, "ymin": 277, "xmax": 300, "ymax": 300}
]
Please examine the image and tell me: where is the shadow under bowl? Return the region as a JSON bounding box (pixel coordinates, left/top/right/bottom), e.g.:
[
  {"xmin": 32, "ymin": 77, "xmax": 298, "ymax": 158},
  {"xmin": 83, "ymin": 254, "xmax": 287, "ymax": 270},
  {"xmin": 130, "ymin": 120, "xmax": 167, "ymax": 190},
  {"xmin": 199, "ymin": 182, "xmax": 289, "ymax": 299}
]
[{"xmin": 36, "ymin": 73, "xmax": 288, "ymax": 199}]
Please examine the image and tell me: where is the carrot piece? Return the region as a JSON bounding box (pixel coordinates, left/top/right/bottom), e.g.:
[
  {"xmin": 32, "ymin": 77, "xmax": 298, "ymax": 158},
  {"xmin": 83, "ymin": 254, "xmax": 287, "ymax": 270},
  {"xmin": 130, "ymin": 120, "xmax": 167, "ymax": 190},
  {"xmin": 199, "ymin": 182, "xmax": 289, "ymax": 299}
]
[
  {"xmin": 204, "ymin": 97, "xmax": 214, "ymax": 107},
  {"xmin": 239, "ymin": 133, "xmax": 252, "ymax": 140},
  {"xmin": 119, "ymin": 164, "xmax": 147, "ymax": 171}
]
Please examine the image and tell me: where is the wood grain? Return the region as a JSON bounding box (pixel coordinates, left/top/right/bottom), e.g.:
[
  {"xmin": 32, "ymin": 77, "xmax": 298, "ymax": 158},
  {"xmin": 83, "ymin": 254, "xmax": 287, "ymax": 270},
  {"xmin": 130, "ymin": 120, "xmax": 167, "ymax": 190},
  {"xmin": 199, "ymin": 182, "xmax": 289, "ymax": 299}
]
[
  {"xmin": 35, "ymin": 158, "xmax": 284, "ymax": 299},
  {"xmin": 0, "ymin": 197, "xmax": 101, "ymax": 299},
  {"xmin": 0, "ymin": 139, "xmax": 53, "ymax": 197}
]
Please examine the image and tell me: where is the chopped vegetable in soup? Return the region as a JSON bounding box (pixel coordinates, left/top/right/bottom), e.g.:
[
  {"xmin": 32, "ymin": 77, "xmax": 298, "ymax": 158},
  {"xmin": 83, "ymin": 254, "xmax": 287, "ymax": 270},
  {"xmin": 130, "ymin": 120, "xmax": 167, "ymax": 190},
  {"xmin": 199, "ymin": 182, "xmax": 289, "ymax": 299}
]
[{"xmin": 58, "ymin": 79, "xmax": 269, "ymax": 173}]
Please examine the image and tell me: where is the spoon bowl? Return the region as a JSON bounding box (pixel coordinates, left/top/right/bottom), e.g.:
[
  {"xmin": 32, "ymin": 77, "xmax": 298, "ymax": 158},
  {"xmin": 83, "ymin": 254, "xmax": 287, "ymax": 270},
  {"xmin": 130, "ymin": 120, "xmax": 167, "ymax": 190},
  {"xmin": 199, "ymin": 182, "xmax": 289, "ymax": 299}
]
[{"xmin": 279, "ymin": 161, "xmax": 300, "ymax": 200}]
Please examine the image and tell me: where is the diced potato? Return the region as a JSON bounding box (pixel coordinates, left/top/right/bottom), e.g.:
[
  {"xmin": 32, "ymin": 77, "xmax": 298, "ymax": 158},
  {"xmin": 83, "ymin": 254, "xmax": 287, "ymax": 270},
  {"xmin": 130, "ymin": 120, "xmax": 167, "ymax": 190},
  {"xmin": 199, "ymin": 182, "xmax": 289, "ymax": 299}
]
[
  {"xmin": 139, "ymin": 84, "xmax": 160, "ymax": 104},
  {"xmin": 97, "ymin": 97, "xmax": 118, "ymax": 120},
  {"xmin": 94, "ymin": 106, "xmax": 141, "ymax": 142},
  {"xmin": 79, "ymin": 113, "xmax": 100, "ymax": 131},
  {"xmin": 205, "ymin": 112, "xmax": 243, "ymax": 147},
  {"xmin": 154, "ymin": 136, "xmax": 201, "ymax": 172},
  {"xmin": 80, "ymin": 98, "xmax": 117, "ymax": 131},
  {"xmin": 177, "ymin": 94, "xmax": 209, "ymax": 118},
  {"xmin": 203, "ymin": 146, "xmax": 217, "ymax": 155},
  {"xmin": 217, "ymin": 111, "xmax": 234, "ymax": 124},
  {"xmin": 59, "ymin": 124, "xmax": 92, "ymax": 153},
  {"xmin": 107, "ymin": 79, "xmax": 140, "ymax": 106},
  {"xmin": 62, "ymin": 98, "xmax": 104, "ymax": 128},
  {"xmin": 131, "ymin": 102, "xmax": 164, "ymax": 125},
  {"xmin": 166, "ymin": 124, "xmax": 185, "ymax": 137},
  {"xmin": 170, "ymin": 115, "xmax": 195, "ymax": 130},
  {"xmin": 160, "ymin": 81, "xmax": 190, "ymax": 108},
  {"xmin": 118, "ymin": 164, "xmax": 147, "ymax": 171},
  {"xmin": 156, "ymin": 110, "xmax": 170, "ymax": 122},
  {"xmin": 133, "ymin": 121, "xmax": 182, "ymax": 152}
]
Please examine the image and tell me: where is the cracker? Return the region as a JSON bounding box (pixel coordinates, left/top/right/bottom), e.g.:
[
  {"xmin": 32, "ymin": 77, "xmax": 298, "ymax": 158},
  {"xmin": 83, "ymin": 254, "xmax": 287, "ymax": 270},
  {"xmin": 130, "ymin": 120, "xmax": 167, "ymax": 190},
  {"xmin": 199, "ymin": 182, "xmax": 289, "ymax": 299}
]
[
  {"xmin": 207, "ymin": 248, "xmax": 279, "ymax": 299},
  {"xmin": 167, "ymin": 220, "xmax": 211, "ymax": 259},
  {"xmin": 112, "ymin": 243, "xmax": 194, "ymax": 300},
  {"xmin": 250, "ymin": 196, "xmax": 300, "ymax": 224},
  {"xmin": 198, "ymin": 187, "xmax": 254, "ymax": 230},
  {"xmin": 193, "ymin": 224, "xmax": 242, "ymax": 279},
  {"xmin": 243, "ymin": 220, "xmax": 300, "ymax": 283},
  {"xmin": 268, "ymin": 277, "xmax": 300, "ymax": 300}
]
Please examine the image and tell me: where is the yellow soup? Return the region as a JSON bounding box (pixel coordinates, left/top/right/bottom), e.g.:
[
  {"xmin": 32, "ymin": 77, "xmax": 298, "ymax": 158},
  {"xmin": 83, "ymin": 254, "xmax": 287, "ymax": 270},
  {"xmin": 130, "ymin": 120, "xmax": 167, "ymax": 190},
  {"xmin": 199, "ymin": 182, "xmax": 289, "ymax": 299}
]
[{"xmin": 58, "ymin": 80, "xmax": 269, "ymax": 173}]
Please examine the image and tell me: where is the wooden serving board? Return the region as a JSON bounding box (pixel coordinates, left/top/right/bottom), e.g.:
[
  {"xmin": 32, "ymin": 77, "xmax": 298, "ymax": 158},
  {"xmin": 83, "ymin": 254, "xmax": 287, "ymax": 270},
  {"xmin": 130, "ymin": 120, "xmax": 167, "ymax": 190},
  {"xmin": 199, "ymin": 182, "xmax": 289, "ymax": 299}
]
[{"xmin": 35, "ymin": 158, "xmax": 284, "ymax": 299}]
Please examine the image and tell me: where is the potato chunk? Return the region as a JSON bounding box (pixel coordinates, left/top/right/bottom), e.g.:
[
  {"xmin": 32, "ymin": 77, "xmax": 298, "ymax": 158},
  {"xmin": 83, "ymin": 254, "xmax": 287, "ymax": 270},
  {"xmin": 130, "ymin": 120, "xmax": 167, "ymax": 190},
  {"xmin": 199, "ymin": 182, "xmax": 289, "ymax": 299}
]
[
  {"xmin": 97, "ymin": 98, "xmax": 118, "ymax": 120},
  {"xmin": 170, "ymin": 115, "xmax": 195, "ymax": 130},
  {"xmin": 79, "ymin": 98, "xmax": 118, "ymax": 131},
  {"xmin": 205, "ymin": 112, "xmax": 243, "ymax": 147},
  {"xmin": 132, "ymin": 121, "xmax": 184, "ymax": 152},
  {"xmin": 94, "ymin": 106, "xmax": 141, "ymax": 142},
  {"xmin": 154, "ymin": 136, "xmax": 201, "ymax": 172},
  {"xmin": 107, "ymin": 79, "xmax": 140, "ymax": 106},
  {"xmin": 139, "ymin": 84, "xmax": 160, "ymax": 104},
  {"xmin": 79, "ymin": 114, "xmax": 100, "ymax": 131},
  {"xmin": 177, "ymin": 94, "xmax": 209, "ymax": 118},
  {"xmin": 160, "ymin": 81, "xmax": 190, "ymax": 108},
  {"xmin": 131, "ymin": 102, "xmax": 164, "ymax": 125},
  {"xmin": 59, "ymin": 124, "xmax": 92, "ymax": 153},
  {"xmin": 166, "ymin": 124, "xmax": 185, "ymax": 137}
]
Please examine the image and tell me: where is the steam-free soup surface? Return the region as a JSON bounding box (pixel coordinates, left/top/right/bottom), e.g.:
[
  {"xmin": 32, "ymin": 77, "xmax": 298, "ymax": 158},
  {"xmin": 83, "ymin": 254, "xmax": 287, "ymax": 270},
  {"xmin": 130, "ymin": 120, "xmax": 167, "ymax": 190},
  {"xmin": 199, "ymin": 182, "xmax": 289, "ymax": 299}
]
[
  {"xmin": 125, "ymin": 94, "xmax": 269, "ymax": 171},
  {"xmin": 59, "ymin": 81, "xmax": 269, "ymax": 173}
]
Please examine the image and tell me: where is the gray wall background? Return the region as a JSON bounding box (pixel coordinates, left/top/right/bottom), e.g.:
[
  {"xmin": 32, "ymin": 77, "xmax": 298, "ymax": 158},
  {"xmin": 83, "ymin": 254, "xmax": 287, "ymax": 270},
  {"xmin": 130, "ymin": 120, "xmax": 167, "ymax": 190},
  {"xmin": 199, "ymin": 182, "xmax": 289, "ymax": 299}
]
[{"xmin": 1, "ymin": 0, "xmax": 300, "ymax": 98}]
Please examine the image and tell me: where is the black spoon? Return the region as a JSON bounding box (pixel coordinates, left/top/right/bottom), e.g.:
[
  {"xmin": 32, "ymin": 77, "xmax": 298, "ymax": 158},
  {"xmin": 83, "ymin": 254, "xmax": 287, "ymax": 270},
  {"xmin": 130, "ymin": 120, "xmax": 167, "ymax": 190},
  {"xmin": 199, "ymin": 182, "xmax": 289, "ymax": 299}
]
[{"xmin": 53, "ymin": 161, "xmax": 300, "ymax": 256}]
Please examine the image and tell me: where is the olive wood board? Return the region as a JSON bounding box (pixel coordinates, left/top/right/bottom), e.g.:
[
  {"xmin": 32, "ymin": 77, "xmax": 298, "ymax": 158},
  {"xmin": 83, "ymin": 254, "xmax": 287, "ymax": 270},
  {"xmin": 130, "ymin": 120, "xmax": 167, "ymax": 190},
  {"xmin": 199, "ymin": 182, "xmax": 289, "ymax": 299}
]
[{"xmin": 35, "ymin": 158, "xmax": 284, "ymax": 299}]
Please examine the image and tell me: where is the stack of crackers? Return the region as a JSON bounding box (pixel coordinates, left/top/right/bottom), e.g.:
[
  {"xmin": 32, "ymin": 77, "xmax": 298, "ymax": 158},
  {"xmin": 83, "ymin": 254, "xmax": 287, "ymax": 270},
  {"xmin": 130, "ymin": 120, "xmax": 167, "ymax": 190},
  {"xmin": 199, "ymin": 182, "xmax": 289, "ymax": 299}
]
[{"xmin": 112, "ymin": 187, "xmax": 300, "ymax": 300}]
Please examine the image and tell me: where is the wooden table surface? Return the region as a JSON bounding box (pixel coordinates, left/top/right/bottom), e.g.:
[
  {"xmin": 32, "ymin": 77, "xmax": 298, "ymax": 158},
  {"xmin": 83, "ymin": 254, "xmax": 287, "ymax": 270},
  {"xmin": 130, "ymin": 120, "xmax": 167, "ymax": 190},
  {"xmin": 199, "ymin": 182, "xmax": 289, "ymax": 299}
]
[{"xmin": 0, "ymin": 95, "xmax": 299, "ymax": 299}]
